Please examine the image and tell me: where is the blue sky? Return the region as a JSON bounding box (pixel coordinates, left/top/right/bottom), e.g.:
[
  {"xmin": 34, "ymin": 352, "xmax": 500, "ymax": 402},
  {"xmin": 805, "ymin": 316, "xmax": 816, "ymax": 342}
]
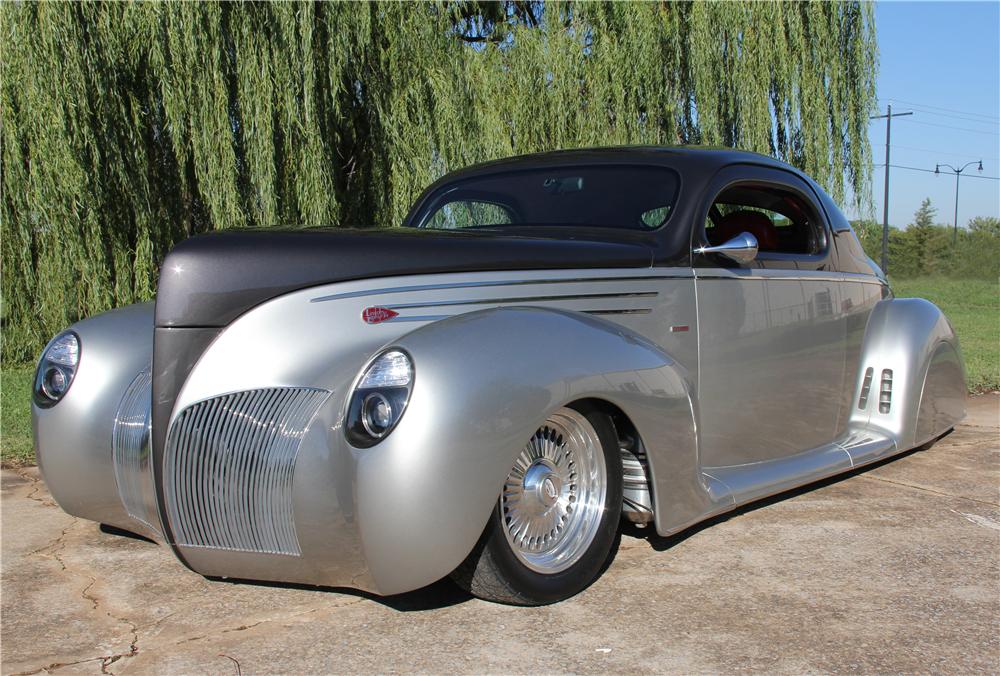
[{"xmin": 847, "ymin": 1, "xmax": 999, "ymax": 228}]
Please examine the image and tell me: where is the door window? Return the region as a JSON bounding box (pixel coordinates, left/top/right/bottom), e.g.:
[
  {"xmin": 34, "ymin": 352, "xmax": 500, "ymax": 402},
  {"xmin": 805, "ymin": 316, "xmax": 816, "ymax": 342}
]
[{"xmin": 705, "ymin": 185, "xmax": 826, "ymax": 256}]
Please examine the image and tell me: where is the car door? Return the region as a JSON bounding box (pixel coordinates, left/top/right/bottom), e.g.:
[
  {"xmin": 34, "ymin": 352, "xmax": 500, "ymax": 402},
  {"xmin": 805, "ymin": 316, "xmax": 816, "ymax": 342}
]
[{"xmin": 694, "ymin": 165, "xmax": 848, "ymax": 467}]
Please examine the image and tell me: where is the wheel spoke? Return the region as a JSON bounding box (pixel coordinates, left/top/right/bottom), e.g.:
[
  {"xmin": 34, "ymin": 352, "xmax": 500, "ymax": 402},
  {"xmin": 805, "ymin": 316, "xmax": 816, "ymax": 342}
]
[{"xmin": 499, "ymin": 409, "xmax": 608, "ymax": 575}]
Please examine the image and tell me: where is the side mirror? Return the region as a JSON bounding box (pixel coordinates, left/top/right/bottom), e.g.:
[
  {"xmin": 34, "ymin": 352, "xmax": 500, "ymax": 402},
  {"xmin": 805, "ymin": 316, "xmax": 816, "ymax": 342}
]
[{"xmin": 695, "ymin": 232, "xmax": 759, "ymax": 265}]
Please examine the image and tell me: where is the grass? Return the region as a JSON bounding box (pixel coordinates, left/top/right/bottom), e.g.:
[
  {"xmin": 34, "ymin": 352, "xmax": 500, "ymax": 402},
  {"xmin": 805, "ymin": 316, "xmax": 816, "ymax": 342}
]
[
  {"xmin": 2, "ymin": 276, "xmax": 996, "ymax": 467},
  {"xmin": 2, "ymin": 365, "xmax": 35, "ymax": 468},
  {"xmin": 890, "ymin": 277, "xmax": 999, "ymax": 394}
]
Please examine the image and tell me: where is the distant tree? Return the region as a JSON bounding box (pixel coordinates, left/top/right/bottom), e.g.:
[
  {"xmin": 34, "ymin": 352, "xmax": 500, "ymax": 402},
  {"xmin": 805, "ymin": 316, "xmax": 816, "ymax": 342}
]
[
  {"xmin": 954, "ymin": 216, "xmax": 1000, "ymax": 279},
  {"xmin": 905, "ymin": 198, "xmax": 953, "ymax": 276},
  {"xmin": 968, "ymin": 216, "xmax": 1000, "ymax": 238}
]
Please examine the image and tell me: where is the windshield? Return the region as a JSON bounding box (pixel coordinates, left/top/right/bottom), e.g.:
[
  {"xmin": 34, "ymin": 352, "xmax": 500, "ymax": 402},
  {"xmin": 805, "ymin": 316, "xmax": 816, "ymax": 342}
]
[{"xmin": 412, "ymin": 165, "xmax": 679, "ymax": 231}]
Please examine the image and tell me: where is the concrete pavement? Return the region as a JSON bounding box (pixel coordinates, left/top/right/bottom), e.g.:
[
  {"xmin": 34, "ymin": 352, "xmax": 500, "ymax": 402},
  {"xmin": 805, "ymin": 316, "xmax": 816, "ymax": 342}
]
[{"xmin": 2, "ymin": 395, "xmax": 998, "ymax": 674}]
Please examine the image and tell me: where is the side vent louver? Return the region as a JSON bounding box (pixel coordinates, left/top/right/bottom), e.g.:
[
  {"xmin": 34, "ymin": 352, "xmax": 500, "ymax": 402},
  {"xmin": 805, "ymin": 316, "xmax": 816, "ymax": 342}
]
[
  {"xmin": 858, "ymin": 367, "xmax": 874, "ymax": 410},
  {"xmin": 878, "ymin": 369, "xmax": 893, "ymax": 414},
  {"xmin": 164, "ymin": 387, "xmax": 329, "ymax": 556}
]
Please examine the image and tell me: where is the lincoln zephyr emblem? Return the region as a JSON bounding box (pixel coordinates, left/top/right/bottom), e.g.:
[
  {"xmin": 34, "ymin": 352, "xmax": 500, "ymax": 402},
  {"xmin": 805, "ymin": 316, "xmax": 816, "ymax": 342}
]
[{"xmin": 362, "ymin": 307, "xmax": 399, "ymax": 325}]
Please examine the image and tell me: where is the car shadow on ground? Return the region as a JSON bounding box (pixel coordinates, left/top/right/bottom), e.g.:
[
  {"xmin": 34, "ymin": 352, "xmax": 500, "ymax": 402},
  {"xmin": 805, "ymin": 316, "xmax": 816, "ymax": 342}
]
[
  {"xmin": 95, "ymin": 437, "xmax": 943, "ymax": 611},
  {"xmin": 622, "ymin": 444, "xmax": 930, "ymax": 552},
  {"xmin": 206, "ymin": 576, "xmax": 475, "ymax": 612},
  {"xmin": 98, "ymin": 528, "xmax": 475, "ymax": 612}
]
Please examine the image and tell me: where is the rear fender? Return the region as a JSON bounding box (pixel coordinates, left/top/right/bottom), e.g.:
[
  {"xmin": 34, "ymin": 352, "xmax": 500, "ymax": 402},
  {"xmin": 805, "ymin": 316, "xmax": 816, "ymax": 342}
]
[
  {"xmin": 850, "ymin": 298, "xmax": 966, "ymax": 449},
  {"xmin": 359, "ymin": 307, "xmax": 703, "ymax": 593}
]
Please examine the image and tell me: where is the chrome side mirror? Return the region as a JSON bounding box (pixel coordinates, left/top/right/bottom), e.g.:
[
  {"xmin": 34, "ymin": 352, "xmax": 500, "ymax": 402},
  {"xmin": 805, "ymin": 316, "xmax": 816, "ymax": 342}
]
[{"xmin": 695, "ymin": 232, "xmax": 759, "ymax": 265}]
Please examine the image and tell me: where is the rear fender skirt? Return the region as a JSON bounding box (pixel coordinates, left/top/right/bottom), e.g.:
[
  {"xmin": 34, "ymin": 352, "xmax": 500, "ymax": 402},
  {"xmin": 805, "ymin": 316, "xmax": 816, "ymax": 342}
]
[{"xmin": 850, "ymin": 298, "xmax": 966, "ymax": 449}]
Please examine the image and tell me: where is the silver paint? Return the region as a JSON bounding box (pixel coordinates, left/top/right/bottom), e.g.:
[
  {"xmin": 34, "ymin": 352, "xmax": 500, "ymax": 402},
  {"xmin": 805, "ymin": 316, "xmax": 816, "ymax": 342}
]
[
  {"xmin": 33, "ymin": 302, "xmax": 156, "ymax": 538},
  {"xmin": 33, "ymin": 259, "xmax": 965, "ymax": 596}
]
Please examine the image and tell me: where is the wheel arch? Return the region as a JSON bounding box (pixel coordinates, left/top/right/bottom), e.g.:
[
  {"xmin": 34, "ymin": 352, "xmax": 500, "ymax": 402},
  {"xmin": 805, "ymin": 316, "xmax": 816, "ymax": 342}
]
[{"xmin": 850, "ymin": 297, "xmax": 966, "ymax": 449}]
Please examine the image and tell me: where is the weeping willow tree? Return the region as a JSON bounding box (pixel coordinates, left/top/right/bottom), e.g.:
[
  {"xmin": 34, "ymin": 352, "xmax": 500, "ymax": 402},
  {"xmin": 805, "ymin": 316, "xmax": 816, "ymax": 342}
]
[{"xmin": 1, "ymin": 1, "xmax": 877, "ymax": 362}]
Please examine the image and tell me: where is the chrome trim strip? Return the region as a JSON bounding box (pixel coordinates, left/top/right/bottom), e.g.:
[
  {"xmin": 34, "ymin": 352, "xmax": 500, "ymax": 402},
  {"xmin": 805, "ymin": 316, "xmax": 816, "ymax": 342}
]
[
  {"xmin": 311, "ymin": 273, "xmax": 692, "ymax": 303},
  {"xmin": 694, "ymin": 270, "xmax": 883, "ymax": 285},
  {"xmin": 112, "ymin": 367, "xmax": 160, "ymax": 535},
  {"xmin": 383, "ymin": 308, "xmax": 654, "ymax": 323},
  {"xmin": 388, "ymin": 315, "xmax": 450, "ymax": 323},
  {"xmin": 583, "ymin": 309, "xmax": 653, "ymax": 315},
  {"xmin": 386, "ymin": 291, "xmax": 658, "ymax": 311}
]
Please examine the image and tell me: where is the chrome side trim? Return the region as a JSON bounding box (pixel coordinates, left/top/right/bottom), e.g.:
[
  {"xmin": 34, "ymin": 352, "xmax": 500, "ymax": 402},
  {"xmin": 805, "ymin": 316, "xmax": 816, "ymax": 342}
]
[
  {"xmin": 310, "ymin": 273, "xmax": 692, "ymax": 303},
  {"xmin": 694, "ymin": 269, "xmax": 884, "ymax": 285},
  {"xmin": 164, "ymin": 387, "xmax": 330, "ymax": 556},
  {"xmin": 385, "ymin": 291, "xmax": 658, "ymax": 311},
  {"xmin": 584, "ymin": 309, "xmax": 652, "ymax": 316},
  {"xmin": 112, "ymin": 367, "xmax": 160, "ymax": 534},
  {"xmin": 375, "ymin": 308, "xmax": 653, "ymax": 324}
]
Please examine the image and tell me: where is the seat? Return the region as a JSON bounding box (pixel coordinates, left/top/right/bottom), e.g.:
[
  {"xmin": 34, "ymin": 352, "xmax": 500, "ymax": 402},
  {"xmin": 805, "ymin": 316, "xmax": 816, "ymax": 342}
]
[{"xmin": 711, "ymin": 209, "xmax": 778, "ymax": 251}]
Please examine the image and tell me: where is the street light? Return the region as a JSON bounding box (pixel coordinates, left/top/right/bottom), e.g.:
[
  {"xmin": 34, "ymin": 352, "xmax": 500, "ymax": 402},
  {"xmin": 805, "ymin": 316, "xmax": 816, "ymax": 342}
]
[{"xmin": 935, "ymin": 160, "xmax": 984, "ymax": 243}]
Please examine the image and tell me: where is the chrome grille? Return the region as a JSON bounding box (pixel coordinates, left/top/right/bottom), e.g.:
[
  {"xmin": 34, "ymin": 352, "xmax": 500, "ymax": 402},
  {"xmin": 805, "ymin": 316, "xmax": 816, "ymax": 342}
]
[
  {"xmin": 164, "ymin": 387, "xmax": 329, "ymax": 556},
  {"xmin": 112, "ymin": 368, "xmax": 160, "ymax": 534}
]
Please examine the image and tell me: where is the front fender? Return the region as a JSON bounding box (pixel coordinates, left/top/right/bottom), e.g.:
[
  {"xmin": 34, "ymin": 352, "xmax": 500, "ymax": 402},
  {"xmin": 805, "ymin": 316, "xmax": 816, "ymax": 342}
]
[
  {"xmin": 32, "ymin": 303, "xmax": 155, "ymax": 532},
  {"xmin": 358, "ymin": 307, "xmax": 701, "ymax": 593},
  {"xmin": 851, "ymin": 298, "xmax": 966, "ymax": 449}
]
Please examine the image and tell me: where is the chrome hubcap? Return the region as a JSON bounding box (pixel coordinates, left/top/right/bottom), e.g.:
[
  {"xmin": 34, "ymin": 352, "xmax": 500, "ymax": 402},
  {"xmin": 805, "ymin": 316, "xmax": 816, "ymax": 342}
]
[{"xmin": 501, "ymin": 408, "xmax": 607, "ymax": 574}]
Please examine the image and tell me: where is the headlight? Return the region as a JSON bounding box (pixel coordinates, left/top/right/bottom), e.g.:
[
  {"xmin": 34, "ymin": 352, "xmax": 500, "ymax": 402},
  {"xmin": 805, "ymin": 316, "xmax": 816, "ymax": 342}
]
[
  {"xmin": 346, "ymin": 349, "xmax": 413, "ymax": 448},
  {"xmin": 34, "ymin": 331, "xmax": 80, "ymax": 407}
]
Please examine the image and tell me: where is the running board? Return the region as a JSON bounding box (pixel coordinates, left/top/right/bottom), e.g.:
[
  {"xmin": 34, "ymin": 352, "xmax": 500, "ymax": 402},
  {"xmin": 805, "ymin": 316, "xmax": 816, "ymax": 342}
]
[{"xmin": 702, "ymin": 429, "xmax": 897, "ymax": 508}]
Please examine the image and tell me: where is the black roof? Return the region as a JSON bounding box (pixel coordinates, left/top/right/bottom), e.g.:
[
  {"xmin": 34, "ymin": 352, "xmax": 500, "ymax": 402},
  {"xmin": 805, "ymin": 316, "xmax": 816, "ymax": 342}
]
[
  {"xmin": 431, "ymin": 145, "xmax": 796, "ymax": 183},
  {"xmin": 406, "ymin": 146, "xmax": 804, "ymax": 226}
]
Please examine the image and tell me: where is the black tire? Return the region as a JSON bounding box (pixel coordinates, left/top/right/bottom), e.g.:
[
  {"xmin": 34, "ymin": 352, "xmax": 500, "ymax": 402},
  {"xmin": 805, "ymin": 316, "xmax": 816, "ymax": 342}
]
[{"xmin": 451, "ymin": 403, "xmax": 623, "ymax": 605}]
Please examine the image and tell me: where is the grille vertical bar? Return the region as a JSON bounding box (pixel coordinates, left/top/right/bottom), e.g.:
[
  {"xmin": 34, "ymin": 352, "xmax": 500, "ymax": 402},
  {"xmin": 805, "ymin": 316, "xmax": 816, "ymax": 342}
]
[
  {"xmin": 163, "ymin": 387, "xmax": 329, "ymax": 556},
  {"xmin": 112, "ymin": 368, "xmax": 160, "ymax": 534}
]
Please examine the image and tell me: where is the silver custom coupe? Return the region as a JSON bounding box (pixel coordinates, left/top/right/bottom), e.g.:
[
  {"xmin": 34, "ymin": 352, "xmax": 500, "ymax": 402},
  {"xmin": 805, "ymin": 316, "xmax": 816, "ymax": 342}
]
[{"xmin": 33, "ymin": 147, "xmax": 965, "ymax": 605}]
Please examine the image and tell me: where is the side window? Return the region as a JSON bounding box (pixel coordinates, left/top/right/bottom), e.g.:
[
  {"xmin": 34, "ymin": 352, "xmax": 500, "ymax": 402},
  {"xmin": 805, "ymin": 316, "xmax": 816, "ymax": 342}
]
[
  {"xmin": 425, "ymin": 200, "xmax": 514, "ymax": 229},
  {"xmin": 705, "ymin": 185, "xmax": 826, "ymax": 255},
  {"xmin": 640, "ymin": 205, "xmax": 672, "ymax": 228}
]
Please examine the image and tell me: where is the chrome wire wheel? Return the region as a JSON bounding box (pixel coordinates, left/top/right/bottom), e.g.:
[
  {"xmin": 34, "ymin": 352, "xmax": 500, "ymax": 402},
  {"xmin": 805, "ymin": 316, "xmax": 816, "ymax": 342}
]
[{"xmin": 501, "ymin": 408, "xmax": 608, "ymax": 574}]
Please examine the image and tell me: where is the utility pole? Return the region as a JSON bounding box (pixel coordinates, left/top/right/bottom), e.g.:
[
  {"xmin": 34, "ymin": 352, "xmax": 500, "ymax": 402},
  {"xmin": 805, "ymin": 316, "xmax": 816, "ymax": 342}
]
[
  {"xmin": 870, "ymin": 104, "xmax": 912, "ymax": 274},
  {"xmin": 935, "ymin": 160, "xmax": 984, "ymax": 243}
]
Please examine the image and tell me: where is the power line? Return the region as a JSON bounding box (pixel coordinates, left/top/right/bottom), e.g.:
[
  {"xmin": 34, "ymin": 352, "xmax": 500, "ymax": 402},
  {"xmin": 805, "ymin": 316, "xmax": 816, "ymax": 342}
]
[
  {"xmin": 904, "ymin": 119, "xmax": 1000, "ymax": 136},
  {"xmin": 871, "ymin": 142, "xmax": 1000, "ymax": 162},
  {"xmin": 890, "ymin": 105, "xmax": 1000, "ymax": 127},
  {"xmin": 873, "ymin": 163, "xmax": 1000, "ymax": 180},
  {"xmin": 883, "ymin": 97, "xmax": 1000, "ymax": 123}
]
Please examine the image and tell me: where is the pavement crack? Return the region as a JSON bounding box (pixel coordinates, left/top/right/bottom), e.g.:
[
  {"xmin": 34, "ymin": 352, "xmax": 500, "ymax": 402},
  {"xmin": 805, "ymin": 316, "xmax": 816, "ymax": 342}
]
[
  {"xmin": 26, "ymin": 516, "xmax": 142, "ymax": 674},
  {"xmin": 174, "ymin": 605, "xmax": 339, "ymax": 646},
  {"xmin": 859, "ymin": 474, "xmax": 1000, "ymax": 507},
  {"xmin": 29, "ymin": 520, "xmax": 78, "ymax": 560},
  {"xmin": 10, "ymin": 656, "xmax": 106, "ymax": 675},
  {"xmin": 14, "ymin": 469, "xmax": 57, "ymax": 507}
]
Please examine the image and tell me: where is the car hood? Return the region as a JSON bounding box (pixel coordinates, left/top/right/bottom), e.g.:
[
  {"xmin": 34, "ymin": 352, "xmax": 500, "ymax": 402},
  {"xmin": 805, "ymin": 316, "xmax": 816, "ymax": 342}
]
[{"xmin": 155, "ymin": 227, "xmax": 654, "ymax": 328}]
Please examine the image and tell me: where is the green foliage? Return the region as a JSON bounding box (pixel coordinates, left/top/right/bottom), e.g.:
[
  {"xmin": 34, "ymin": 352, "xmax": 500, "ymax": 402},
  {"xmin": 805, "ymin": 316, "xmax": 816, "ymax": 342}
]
[
  {"xmin": 891, "ymin": 278, "xmax": 999, "ymax": 394},
  {"xmin": 1, "ymin": 1, "xmax": 878, "ymax": 362},
  {"xmin": 1, "ymin": 366, "xmax": 35, "ymax": 467},
  {"xmin": 853, "ymin": 201, "xmax": 1000, "ymax": 280}
]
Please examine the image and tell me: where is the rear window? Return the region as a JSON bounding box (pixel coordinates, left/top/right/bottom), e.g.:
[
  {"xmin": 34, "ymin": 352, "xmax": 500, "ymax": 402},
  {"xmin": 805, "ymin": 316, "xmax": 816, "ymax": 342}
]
[{"xmin": 412, "ymin": 165, "xmax": 679, "ymax": 231}]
